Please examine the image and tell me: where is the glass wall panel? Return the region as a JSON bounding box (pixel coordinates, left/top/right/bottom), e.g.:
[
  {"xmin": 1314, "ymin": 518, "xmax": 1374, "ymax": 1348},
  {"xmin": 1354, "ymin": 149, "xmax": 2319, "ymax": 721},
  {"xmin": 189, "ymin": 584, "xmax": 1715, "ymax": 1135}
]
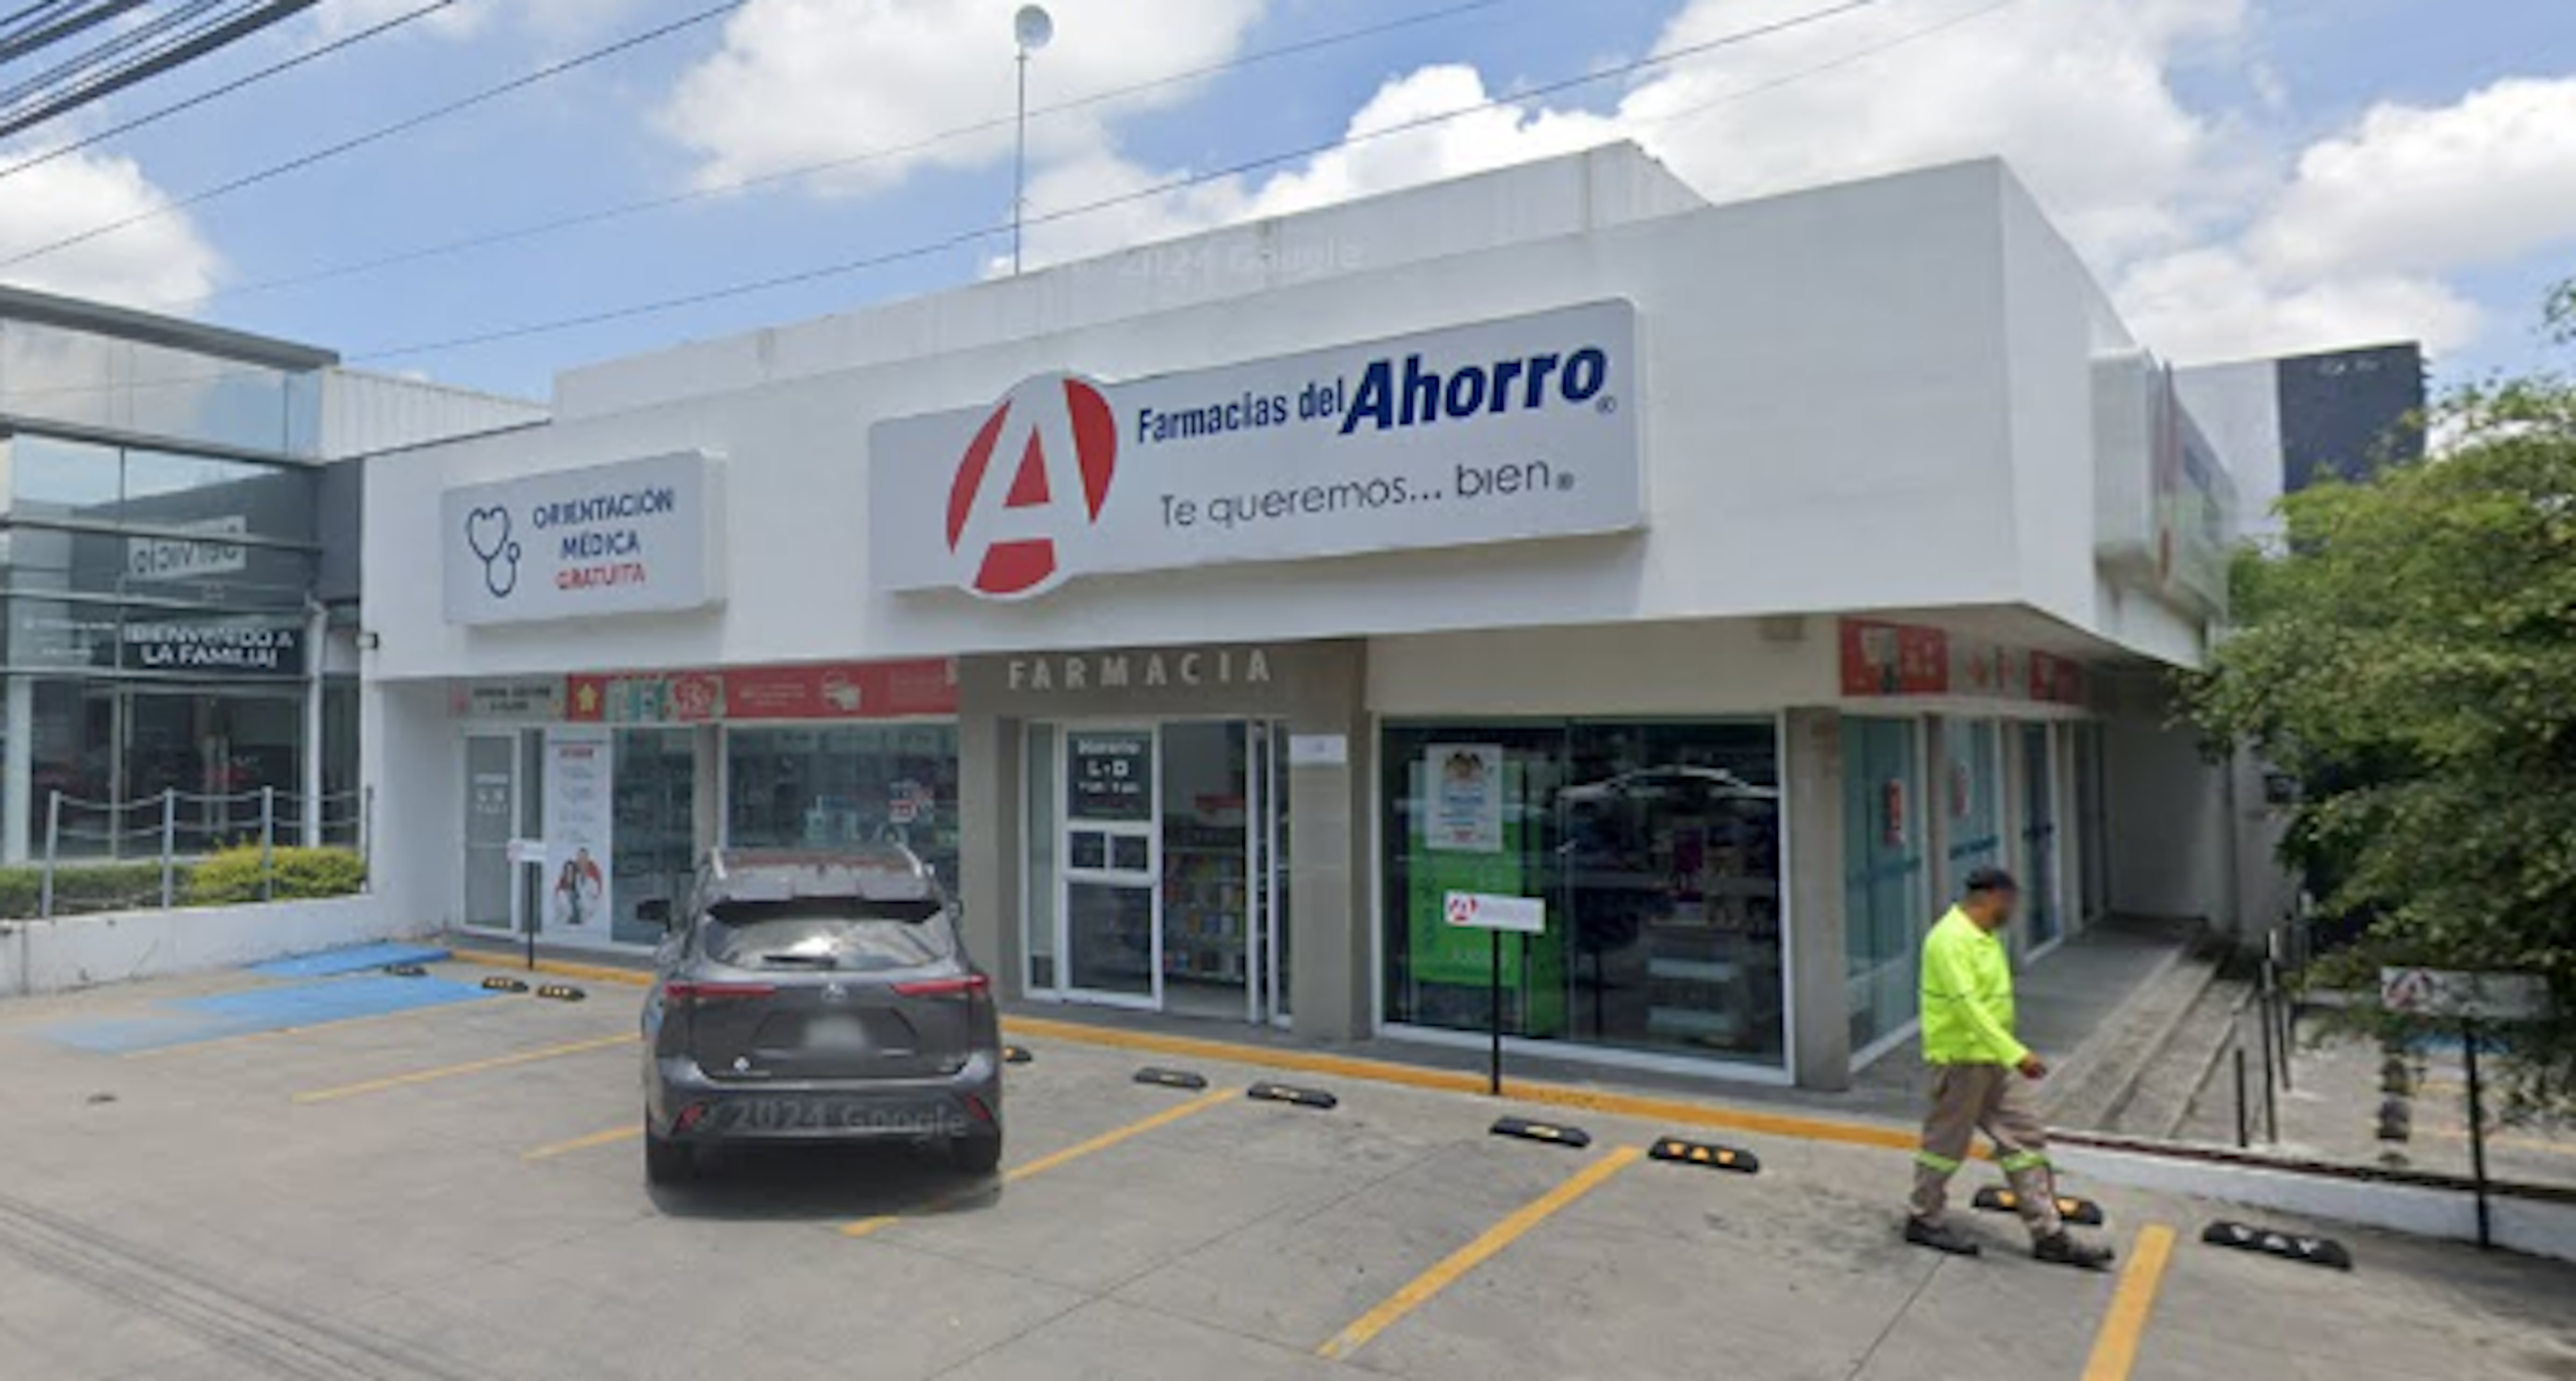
[
  {"xmin": 1941, "ymin": 718, "xmax": 2003, "ymax": 887},
  {"xmin": 0, "ymin": 321, "xmax": 316, "ymax": 458},
  {"xmin": 1843, "ymin": 718, "xmax": 1928, "ymax": 1054},
  {"xmin": 1383, "ymin": 720, "xmax": 1784, "ymax": 1068},
  {"xmin": 611, "ymin": 729, "xmax": 695, "ymax": 947},
  {"xmin": 5, "ymin": 433, "xmax": 122, "ymax": 521},
  {"xmin": 724, "ymin": 724, "xmax": 960, "ymax": 887},
  {"xmin": 2021, "ymin": 723, "xmax": 2062, "ymax": 951}
]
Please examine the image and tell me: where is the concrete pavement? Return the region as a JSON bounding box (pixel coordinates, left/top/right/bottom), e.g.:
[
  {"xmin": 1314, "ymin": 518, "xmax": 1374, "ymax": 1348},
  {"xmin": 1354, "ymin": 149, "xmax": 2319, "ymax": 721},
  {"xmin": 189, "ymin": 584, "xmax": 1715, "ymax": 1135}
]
[{"xmin": 1, "ymin": 960, "xmax": 2572, "ymax": 1380}]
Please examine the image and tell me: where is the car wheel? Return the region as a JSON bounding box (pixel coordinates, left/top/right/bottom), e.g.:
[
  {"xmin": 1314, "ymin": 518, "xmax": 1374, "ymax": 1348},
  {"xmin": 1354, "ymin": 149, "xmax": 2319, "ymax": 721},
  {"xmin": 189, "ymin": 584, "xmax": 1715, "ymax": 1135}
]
[
  {"xmin": 949, "ymin": 1129, "xmax": 1003, "ymax": 1175},
  {"xmin": 644, "ymin": 1127, "xmax": 698, "ymax": 1186}
]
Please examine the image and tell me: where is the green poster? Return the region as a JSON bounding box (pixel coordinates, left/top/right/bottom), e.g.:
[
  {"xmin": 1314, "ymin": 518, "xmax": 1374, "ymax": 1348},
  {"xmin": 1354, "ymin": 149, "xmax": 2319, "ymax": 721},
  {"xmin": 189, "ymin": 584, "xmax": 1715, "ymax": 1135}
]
[{"xmin": 1403, "ymin": 753, "xmax": 1568, "ymax": 1035}]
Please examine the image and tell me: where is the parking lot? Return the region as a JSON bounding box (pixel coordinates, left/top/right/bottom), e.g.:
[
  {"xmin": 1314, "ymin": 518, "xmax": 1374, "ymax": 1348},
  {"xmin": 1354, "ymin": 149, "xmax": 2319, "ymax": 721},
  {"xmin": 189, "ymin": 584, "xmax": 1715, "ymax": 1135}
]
[{"xmin": 5, "ymin": 956, "xmax": 2574, "ymax": 1381}]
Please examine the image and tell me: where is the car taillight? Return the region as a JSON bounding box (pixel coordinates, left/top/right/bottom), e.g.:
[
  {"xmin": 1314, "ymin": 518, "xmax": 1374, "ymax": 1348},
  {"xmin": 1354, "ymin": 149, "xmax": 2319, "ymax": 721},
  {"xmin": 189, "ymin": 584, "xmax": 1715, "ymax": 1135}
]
[
  {"xmin": 893, "ymin": 974, "xmax": 991, "ymax": 999},
  {"xmin": 665, "ymin": 980, "xmax": 777, "ymax": 1004}
]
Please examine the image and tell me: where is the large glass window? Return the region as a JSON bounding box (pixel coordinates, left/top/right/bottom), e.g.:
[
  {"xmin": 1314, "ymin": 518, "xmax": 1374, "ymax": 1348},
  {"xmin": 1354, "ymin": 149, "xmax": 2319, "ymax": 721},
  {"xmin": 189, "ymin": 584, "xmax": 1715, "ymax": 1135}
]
[
  {"xmin": 1844, "ymin": 718, "xmax": 1929, "ymax": 1055},
  {"xmin": 611, "ymin": 729, "xmax": 696, "ymax": 947},
  {"xmin": 23, "ymin": 680, "xmax": 303, "ymax": 859},
  {"xmin": 1941, "ymin": 718, "xmax": 2003, "ymax": 888},
  {"xmin": 724, "ymin": 724, "xmax": 960, "ymax": 886},
  {"xmin": 1382, "ymin": 720, "xmax": 1784, "ymax": 1068}
]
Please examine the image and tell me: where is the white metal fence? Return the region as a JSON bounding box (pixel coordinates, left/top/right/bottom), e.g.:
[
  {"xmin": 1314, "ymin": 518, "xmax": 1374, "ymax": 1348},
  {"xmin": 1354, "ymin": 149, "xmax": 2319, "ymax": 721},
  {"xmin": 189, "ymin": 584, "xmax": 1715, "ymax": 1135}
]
[{"xmin": 33, "ymin": 786, "xmax": 373, "ymax": 919}]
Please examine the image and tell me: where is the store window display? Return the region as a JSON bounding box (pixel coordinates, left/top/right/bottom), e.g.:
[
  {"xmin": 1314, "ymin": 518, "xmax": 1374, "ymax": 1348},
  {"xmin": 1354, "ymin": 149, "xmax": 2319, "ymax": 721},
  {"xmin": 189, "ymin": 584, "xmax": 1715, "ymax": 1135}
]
[
  {"xmin": 1382, "ymin": 721, "xmax": 1784, "ymax": 1068},
  {"xmin": 724, "ymin": 725, "xmax": 960, "ymax": 886}
]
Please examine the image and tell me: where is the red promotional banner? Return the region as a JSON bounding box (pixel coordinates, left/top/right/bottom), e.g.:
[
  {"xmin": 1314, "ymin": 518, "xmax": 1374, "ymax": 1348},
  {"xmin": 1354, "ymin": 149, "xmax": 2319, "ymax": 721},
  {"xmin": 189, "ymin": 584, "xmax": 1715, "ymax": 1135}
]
[
  {"xmin": 1841, "ymin": 619, "xmax": 2089, "ymax": 707},
  {"xmin": 567, "ymin": 658, "xmax": 957, "ymax": 723},
  {"xmin": 1840, "ymin": 619, "xmax": 1950, "ymax": 697},
  {"xmin": 2027, "ymin": 652, "xmax": 2086, "ymax": 707}
]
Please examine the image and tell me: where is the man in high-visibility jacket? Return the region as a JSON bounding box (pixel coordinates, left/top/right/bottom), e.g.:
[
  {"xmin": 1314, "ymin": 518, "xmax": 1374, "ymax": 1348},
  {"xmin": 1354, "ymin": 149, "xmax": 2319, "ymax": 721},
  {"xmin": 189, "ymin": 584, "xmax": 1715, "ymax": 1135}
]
[{"xmin": 1905, "ymin": 867, "xmax": 2114, "ymax": 1268}]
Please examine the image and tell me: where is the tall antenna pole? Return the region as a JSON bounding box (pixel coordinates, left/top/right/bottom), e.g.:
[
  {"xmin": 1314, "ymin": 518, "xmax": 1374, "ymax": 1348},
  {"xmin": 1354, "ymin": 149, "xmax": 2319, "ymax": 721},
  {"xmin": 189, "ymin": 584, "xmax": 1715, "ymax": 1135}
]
[{"xmin": 1010, "ymin": 5, "xmax": 1052, "ymax": 276}]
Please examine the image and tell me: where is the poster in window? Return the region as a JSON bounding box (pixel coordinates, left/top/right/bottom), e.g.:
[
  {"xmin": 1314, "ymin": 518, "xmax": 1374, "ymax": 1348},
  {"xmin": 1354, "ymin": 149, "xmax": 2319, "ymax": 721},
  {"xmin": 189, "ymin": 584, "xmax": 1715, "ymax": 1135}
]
[
  {"xmin": 541, "ymin": 725, "xmax": 614, "ymax": 948},
  {"xmin": 1425, "ymin": 744, "xmax": 1503, "ymax": 853},
  {"xmin": 1067, "ymin": 731, "xmax": 1153, "ymax": 822}
]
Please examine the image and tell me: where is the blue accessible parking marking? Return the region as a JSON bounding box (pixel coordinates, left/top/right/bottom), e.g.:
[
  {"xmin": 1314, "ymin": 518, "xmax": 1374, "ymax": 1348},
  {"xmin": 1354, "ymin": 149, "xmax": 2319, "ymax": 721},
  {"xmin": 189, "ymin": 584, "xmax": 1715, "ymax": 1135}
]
[
  {"xmin": 248, "ymin": 941, "xmax": 453, "ymax": 979},
  {"xmin": 37, "ymin": 974, "xmax": 499, "ymax": 1054}
]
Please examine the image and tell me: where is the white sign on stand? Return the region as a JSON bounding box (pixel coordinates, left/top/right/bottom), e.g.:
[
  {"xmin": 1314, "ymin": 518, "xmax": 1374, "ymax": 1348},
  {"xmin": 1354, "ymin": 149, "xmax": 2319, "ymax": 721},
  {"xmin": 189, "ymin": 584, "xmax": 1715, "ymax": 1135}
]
[
  {"xmin": 1445, "ymin": 890, "xmax": 1545, "ymax": 935},
  {"xmin": 505, "ymin": 838, "xmax": 547, "ymax": 866},
  {"xmin": 2379, "ymin": 968, "xmax": 2549, "ymax": 1022}
]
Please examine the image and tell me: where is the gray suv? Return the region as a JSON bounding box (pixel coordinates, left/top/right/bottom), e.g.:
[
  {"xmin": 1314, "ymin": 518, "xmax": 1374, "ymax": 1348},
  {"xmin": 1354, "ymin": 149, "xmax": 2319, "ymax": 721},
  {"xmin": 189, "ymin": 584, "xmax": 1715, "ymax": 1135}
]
[{"xmin": 639, "ymin": 848, "xmax": 1003, "ymax": 1184}]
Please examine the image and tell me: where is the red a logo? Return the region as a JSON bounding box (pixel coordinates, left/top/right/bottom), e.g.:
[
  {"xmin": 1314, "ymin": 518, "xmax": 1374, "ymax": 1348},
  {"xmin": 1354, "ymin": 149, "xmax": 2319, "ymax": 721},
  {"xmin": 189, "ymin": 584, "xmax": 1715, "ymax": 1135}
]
[{"xmin": 945, "ymin": 374, "xmax": 1118, "ymax": 599}]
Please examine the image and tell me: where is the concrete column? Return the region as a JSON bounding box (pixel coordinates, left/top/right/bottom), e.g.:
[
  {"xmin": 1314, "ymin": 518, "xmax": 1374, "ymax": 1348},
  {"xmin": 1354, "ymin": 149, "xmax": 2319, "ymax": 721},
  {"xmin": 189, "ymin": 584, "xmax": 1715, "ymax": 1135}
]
[
  {"xmin": 3, "ymin": 675, "xmax": 30, "ymax": 866},
  {"xmin": 1286, "ymin": 662, "xmax": 1368, "ymax": 1043},
  {"xmin": 959, "ymin": 713, "xmax": 1020, "ymax": 997},
  {"xmin": 1784, "ymin": 708, "xmax": 1852, "ymax": 1091}
]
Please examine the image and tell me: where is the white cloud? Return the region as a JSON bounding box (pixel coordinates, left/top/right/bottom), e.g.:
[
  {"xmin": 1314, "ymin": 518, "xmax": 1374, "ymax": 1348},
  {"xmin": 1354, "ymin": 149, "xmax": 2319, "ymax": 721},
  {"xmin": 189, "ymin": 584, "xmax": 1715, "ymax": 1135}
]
[
  {"xmin": 1012, "ymin": 0, "xmax": 2249, "ymax": 276},
  {"xmin": 0, "ymin": 147, "xmax": 220, "ymax": 309},
  {"xmin": 2114, "ymin": 246, "xmax": 2481, "ymax": 361},
  {"xmin": 658, "ymin": 0, "xmax": 1267, "ymax": 195},
  {"xmin": 671, "ymin": 0, "xmax": 2576, "ymax": 366},
  {"xmin": 2248, "ymin": 76, "xmax": 2576, "ymax": 281}
]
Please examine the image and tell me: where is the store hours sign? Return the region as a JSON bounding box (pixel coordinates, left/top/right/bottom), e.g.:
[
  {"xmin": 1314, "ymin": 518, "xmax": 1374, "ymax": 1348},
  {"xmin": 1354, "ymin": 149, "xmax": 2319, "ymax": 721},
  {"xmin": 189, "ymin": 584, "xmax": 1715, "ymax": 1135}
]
[
  {"xmin": 869, "ymin": 300, "xmax": 1643, "ymax": 601},
  {"xmin": 441, "ymin": 452, "xmax": 724, "ymax": 626}
]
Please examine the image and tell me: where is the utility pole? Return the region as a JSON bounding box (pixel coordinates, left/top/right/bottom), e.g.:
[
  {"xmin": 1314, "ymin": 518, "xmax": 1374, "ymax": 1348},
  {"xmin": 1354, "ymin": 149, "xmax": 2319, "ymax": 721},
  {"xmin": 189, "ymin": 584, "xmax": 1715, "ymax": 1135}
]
[{"xmin": 1011, "ymin": 5, "xmax": 1053, "ymax": 275}]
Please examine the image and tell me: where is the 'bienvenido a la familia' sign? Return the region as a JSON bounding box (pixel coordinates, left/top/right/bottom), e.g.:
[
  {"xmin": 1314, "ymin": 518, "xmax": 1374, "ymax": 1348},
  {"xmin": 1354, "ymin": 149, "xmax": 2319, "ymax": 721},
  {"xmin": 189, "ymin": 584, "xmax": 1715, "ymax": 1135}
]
[
  {"xmin": 441, "ymin": 451, "xmax": 724, "ymax": 626},
  {"xmin": 121, "ymin": 619, "xmax": 305, "ymax": 675}
]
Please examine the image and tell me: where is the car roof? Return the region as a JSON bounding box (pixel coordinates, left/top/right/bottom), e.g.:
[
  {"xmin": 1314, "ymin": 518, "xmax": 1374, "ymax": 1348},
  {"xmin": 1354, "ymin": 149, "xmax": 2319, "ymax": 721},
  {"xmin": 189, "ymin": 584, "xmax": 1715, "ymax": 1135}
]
[{"xmin": 702, "ymin": 846, "xmax": 940, "ymax": 905}]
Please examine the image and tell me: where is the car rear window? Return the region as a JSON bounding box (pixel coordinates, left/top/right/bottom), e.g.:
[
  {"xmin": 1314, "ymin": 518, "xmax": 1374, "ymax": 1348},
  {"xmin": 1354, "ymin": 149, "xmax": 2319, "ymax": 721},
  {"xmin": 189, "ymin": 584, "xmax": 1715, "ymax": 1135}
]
[{"xmin": 700, "ymin": 898, "xmax": 958, "ymax": 971}]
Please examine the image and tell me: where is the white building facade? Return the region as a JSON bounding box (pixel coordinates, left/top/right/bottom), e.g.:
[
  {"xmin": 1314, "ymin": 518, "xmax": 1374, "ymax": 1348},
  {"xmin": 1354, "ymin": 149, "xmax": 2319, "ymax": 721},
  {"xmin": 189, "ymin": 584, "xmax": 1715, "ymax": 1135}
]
[{"xmin": 362, "ymin": 147, "xmax": 2263, "ymax": 1090}]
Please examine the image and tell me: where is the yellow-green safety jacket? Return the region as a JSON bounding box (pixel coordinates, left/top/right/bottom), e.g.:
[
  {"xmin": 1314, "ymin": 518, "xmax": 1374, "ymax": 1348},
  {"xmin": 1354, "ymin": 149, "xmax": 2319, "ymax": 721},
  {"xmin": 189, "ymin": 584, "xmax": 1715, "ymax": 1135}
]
[{"xmin": 1919, "ymin": 905, "xmax": 2027, "ymax": 1066}]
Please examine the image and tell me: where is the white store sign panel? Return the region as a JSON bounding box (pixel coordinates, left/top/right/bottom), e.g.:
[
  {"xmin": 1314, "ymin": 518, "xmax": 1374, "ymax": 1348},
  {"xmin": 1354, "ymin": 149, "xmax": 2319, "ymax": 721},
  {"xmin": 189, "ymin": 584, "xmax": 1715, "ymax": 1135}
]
[
  {"xmin": 869, "ymin": 300, "xmax": 1643, "ymax": 601},
  {"xmin": 441, "ymin": 451, "xmax": 723, "ymax": 625}
]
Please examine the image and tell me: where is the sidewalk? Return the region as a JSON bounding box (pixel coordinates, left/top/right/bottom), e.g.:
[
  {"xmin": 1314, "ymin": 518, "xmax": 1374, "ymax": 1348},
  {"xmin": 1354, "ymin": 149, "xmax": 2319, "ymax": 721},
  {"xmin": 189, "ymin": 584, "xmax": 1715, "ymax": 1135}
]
[{"xmin": 447, "ymin": 920, "xmax": 2204, "ymax": 1131}]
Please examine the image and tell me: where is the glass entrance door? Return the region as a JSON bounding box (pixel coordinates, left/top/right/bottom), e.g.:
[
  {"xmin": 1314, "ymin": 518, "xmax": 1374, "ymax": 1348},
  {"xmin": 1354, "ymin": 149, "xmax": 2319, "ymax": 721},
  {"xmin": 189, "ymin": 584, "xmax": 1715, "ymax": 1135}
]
[
  {"xmin": 462, "ymin": 733, "xmax": 517, "ymax": 932},
  {"xmin": 1036, "ymin": 720, "xmax": 1291, "ymax": 1023},
  {"xmin": 2021, "ymin": 722, "xmax": 2062, "ymax": 953},
  {"xmin": 1060, "ymin": 727, "xmax": 1160, "ymax": 1007}
]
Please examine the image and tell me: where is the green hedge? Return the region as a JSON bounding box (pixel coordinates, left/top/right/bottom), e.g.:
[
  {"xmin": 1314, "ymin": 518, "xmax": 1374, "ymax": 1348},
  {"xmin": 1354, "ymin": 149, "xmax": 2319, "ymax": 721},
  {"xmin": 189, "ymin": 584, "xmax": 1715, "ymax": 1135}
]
[
  {"xmin": 0, "ymin": 862, "xmax": 172, "ymax": 919},
  {"xmin": 187, "ymin": 846, "xmax": 368, "ymax": 907},
  {"xmin": 0, "ymin": 846, "xmax": 367, "ymax": 919}
]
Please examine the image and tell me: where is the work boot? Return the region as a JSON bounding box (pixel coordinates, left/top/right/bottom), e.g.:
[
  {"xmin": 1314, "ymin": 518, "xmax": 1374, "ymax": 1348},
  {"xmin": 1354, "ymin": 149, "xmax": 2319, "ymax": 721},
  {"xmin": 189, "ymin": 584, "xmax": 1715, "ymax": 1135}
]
[
  {"xmin": 2033, "ymin": 1233, "xmax": 2116, "ymax": 1270},
  {"xmin": 1904, "ymin": 1218, "xmax": 1983, "ymax": 1257}
]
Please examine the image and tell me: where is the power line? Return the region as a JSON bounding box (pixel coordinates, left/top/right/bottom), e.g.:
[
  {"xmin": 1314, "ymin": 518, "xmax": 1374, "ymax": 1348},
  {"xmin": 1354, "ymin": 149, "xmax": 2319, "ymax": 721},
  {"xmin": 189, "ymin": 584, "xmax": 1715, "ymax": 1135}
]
[
  {"xmin": 184, "ymin": 0, "xmax": 1508, "ymax": 307},
  {"xmin": 0, "ymin": 0, "xmax": 745, "ymax": 271},
  {"xmin": 351, "ymin": 0, "xmax": 1897, "ymax": 362},
  {"xmin": 0, "ymin": 1, "xmax": 323, "ymax": 142},
  {"xmin": 0, "ymin": 0, "xmax": 469, "ymax": 185},
  {"xmin": 2, "ymin": 0, "xmax": 2004, "ymax": 402}
]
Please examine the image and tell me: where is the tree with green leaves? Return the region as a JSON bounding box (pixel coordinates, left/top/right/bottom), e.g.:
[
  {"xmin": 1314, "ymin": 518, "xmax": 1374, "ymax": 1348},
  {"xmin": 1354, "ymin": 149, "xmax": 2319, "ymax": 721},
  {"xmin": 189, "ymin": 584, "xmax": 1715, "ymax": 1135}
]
[{"xmin": 2188, "ymin": 280, "xmax": 2575, "ymax": 1110}]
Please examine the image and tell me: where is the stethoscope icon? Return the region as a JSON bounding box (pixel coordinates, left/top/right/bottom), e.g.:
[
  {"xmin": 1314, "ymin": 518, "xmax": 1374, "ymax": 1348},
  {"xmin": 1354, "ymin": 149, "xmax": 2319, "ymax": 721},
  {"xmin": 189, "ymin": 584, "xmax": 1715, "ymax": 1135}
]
[{"xmin": 465, "ymin": 505, "xmax": 521, "ymax": 599}]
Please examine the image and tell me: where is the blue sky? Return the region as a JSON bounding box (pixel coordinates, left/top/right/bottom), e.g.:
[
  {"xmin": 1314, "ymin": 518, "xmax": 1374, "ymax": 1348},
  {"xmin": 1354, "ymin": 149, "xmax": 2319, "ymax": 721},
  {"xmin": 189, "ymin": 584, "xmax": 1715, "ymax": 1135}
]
[{"xmin": 2, "ymin": 0, "xmax": 2571, "ymax": 401}]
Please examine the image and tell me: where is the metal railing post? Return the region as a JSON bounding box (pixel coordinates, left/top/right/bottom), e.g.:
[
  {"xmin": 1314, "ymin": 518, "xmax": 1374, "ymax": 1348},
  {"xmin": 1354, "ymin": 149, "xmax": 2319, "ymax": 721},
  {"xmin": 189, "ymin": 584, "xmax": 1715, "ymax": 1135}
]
[
  {"xmin": 160, "ymin": 789, "xmax": 177, "ymax": 909},
  {"xmin": 38, "ymin": 791, "xmax": 60, "ymax": 920},
  {"xmin": 260, "ymin": 786, "xmax": 276, "ymax": 902}
]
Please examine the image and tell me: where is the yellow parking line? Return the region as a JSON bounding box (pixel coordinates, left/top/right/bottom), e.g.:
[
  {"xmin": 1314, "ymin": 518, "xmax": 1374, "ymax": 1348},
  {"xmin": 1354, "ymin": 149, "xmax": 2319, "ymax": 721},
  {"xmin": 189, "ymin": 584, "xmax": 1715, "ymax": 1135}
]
[
  {"xmin": 842, "ymin": 1088, "xmax": 1238, "ymax": 1238},
  {"xmin": 1318, "ymin": 1145, "xmax": 1642, "ymax": 1362},
  {"xmin": 292, "ymin": 1032, "xmax": 637, "ymax": 1105},
  {"xmin": 525, "ymin": 1125, "xmax": 643, "ymax": 1162},
  {"xmin": 2080, "ymin": 1223, "xmax": 2177, "ymax": 1381},
  {"xmin": 1004, "ymin": 1014, "xmax": 1929, "ymax": 1156},
  {"xmin": 445, "ymin": 950, "xmax": 652, "ymax": 988}
]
